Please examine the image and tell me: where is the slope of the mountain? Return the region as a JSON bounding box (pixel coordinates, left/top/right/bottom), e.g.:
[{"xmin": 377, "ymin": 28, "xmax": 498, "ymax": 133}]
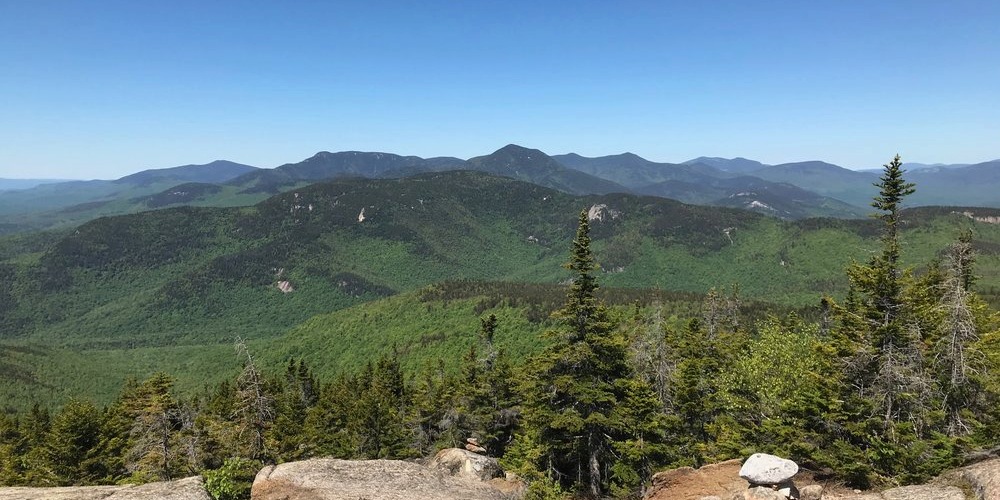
[
  {"xmin": 683, "ymin": 156, "xmax": 767, "ymax": 174},
  {"xmin": 908, "ymin": 160, "xmax": 1000, "ymax": 207},
  {"xmin": 902, "ymin": 162, "xmax": 972, "ymax": 171},
  {"xmin": 2, "ymin": 147, "xmax": 997, "ymax": 240},
  {"xmin": 553, "ymin": 152, "xmax": 732, "ymax": 189},
  {"xmin": 555, "ymin": 153, "xmax": 862, "ymax": 218},
  {"xmin": 467, "ymin": 145, "xmax": 629, "ymax": 195},
  {"xmin": 0, "ymin": 161, "xmax": 259, "ymax": 219},
  {"xmin": 115, "ymin": 160, "xmax": 259, "ymax": 186},
  {"xmin": 0, "ymin": 178, "xmax": 75, "ymax": 191},
  {"xmin": 4, "ymin": 170, "xmax": 999, "ymax": 347},
  {"xmin": 140, "ymin": 182, "xmax": 225, "ymax": 208},
  {"xmin": 3, "ymin": 171, "xmax": 1000, "ymax": 408},
  {"xmin": 0, "ymin": 179, "xmax": 123, "ymax": 217},
  {"xmin": 751, "ymin": 161, "xmax": 879, "ymax": 207},
  {"xmin": 709, "ymin": 178, "xmax": 866, "ymax": 218},
  {"xmin": 228, "ymin": 151, "xmax": 465, "ymax": 194},
  {"xmin": 635, "ymin": 174, "xmax": 864, "ymax": 219}
]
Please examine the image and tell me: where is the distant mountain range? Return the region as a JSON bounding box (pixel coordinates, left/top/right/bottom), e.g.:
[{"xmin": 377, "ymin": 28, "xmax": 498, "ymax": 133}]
[
  {"xmin": 1, "ymin": 145, "xmax": 998, "ymax": 234},
  {"xmin": 116, "ymin": 160, "xmax": 258, "ymax": 186},
  {"xmin": 4, "ymin": 168, "xmax": 1000, "ymax": 408},
  {"xmin": 0, "ymin": 178, "xmax": 76, "ymax": 192}
]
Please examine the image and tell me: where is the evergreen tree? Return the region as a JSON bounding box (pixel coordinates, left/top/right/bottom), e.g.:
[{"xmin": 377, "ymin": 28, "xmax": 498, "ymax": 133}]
[
  {"xmin": 270, "ymin": 359, "xmax": 318, "ymax": 461},
  {"xmin": 0, "ymin": 413, "xmax": 25, "ymax": 485},
  {"xmin": 833, "ymin": 155, "xmax": 945, "ymax": 484},
  {"xmin": 123, "ymin": 373, "xmax": 181, "ymax": 481},
  {"xmin": 461, "ymin": 314, "xmax": 519, "ymax": 457},
  {"xmin": 669, "ymin": 318, "xmax": 723, "ymax": 465},
  {"xmin": 523, "ymin": 210, "xmax": 664, "ymax": 497},
  {"xmin": 303, "ymin": 374, "xmax": 356, "ymax": 458},
  {"xmin": 352, "ymin": 353, "xmax": 412, "ymax": 459},
  {"xmin": 43, "ymin": 399, "xmax": 104, "ymax": 485},
  {"xmin": 409, "ymin": 359, "xmax": 460, "ymax": 455},
  {"xmin": 842, "ymin": 155, "xmax": 927, "ymax": 428}
]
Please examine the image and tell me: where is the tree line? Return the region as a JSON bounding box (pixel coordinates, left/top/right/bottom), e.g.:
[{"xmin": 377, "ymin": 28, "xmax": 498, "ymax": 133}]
[{"xmin": 0, "ymin": 156, "xmax": 998, "ymax": 499}]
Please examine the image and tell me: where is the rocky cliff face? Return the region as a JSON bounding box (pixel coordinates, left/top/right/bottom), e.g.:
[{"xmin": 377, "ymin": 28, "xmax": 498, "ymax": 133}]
[{"xmin": 251, "ymin": 457, "xmax": 514, "ymax": 500}]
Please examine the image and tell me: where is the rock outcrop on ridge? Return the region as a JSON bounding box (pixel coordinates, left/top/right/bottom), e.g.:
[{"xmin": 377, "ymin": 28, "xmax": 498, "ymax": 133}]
[
  {"xmin": 645, "ymin": 455, "xmax": 1000, "ymax": 500},
  {"xmin": 0, "ymin": 475, "xmax": 211, "ymax": 500},
  {"xmin": 251, "ymin": 457, "xmax": 513, "ymax": 500}
]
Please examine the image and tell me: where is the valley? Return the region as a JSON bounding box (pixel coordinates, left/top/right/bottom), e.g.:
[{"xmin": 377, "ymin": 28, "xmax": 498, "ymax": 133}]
[
  {"xmin": 2, "ymin": 151, "xmax": 999, "ymax": 497},
  {"xmin": 2, "ymin": 169, "xmax": 1000, "ymax": 410}
]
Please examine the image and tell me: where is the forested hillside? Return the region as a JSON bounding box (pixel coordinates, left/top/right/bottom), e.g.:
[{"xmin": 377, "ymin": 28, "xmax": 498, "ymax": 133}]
[
  {"xmin": 0, "ymin": 158, "xmax": 997, "ymax": 499},
  {"xmin": 3, "ymin": 171, "xmax": 1000, "ymax": 410}
]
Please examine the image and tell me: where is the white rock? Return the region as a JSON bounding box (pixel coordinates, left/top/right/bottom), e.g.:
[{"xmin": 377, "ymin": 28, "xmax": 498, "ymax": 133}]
[{"xmin": 739, "ymin": 453, "xmax": 799, "ymax": 485}]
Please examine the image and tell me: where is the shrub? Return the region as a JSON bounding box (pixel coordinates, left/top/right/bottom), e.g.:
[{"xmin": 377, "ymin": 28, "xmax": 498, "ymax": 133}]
[{"xmin": 203, "ymin": 457, "xmax": 261, "ymax": 500}]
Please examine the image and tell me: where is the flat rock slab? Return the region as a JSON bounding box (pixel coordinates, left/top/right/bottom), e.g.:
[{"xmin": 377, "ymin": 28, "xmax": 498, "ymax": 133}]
[
  {"xmin": 644, "ymin": 459, "xmax": 746, "ymax": 500},
  {"xmin": 826, "ymin": 484, "xmax": 964, "ymax": 500},
  {"xmin": 739, "ymin": 453, "xmax": 799, "ymax": 485},
  {"xmin": 880, "ymin": 484, "xmax": 965, "ymax": 500},
  {"xmin": 251, "ymin": 458, "xmax": 509, "ymax": 500},
  {"xmin": 828, "ymin": 457, "xmax": 1000, "ymax": 500},
  {"xmin": 0, "ymin": 476, "xmax": 210, "ymax": 500}
]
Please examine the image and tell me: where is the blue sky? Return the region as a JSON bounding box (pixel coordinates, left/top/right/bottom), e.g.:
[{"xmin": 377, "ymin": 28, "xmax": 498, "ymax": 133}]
[{"xmin": 1, "ymin": 0, "xmax": 998, "ymax": 178}]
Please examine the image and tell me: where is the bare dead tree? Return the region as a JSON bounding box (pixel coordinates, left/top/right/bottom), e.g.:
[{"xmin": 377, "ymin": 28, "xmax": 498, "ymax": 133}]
[
  {"xmin": 934, "ymin": 236, "xmax": 986, "ymax": 436},
  {"xmin": 869, "ymin": 324, "xmax": 932, "ymax": 437},
  {"xmin": 123, "ymin": 374, "xmax": 178, "ymax": 481},
  {"xmin": 175, "ymin": 402, "xmax": 202, "ymax": 474},
  {"xmin": 628, "ymin": 305, "xmax": 676, "ymax": 412},
  {"xmin": 234, "ymin": 337, "xmax": 275, "ymax": 461}
]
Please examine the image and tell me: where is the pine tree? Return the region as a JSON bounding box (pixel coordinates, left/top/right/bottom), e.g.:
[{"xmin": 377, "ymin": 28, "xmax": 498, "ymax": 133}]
[
  {"xmin": 409, "ymin": 359, "xmax": 460, "ymax": 455},
  {"xmin": 524, "ymin": 210, "xmax": 664, "ymax": 497},
  {"xmin": 843, "ymin": 155, "xmax": 927, "ymax": 430},
  {"xmin": 123, "ymin": 373, "xmax": 180, "ymax": 481},
  {"xmin": 462, "ymin": 314, "xmax": 518, "ymax": 457},
  {"xmin": 352, "ymin": 353, "xmax": 412, "ymax": 459},
  {"xmin": 303, "ymin": 374, "xmax": 356, "ymax": 458},
  {"xmin": 0, "ymin": 413, "xmax": 26, "ymax": 485},
  {"xmin": 832, "ymin": 155, "xmax": 945, "ymax": 484},
  {"xmin": 270, "ymin": 359, "xmax": 319, "ymax": 461},
  {"xmin": 43, "ymin": 399, "xmax": 104, "ymax": 485},
  {"xmin": 669, "ymin": 318, "xmax": 721, "ymax": 465}
]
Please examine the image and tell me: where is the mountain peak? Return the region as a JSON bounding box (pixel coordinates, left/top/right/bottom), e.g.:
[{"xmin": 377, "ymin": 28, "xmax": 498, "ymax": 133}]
[
  {"xmin": 115, "ymin": 160, "xmax": 258, "ymax": 186},
  {"xmin": 473, "ymin": 145, "xmax": 553, "ymax": 170},
  {"xmin": 683, "ymin": 156, "xmax": 766, "ymax": 174},
  {"xmin": 466, "ymin": 146, "xmax": 627, "ymax": 195},
  {"xmin": 492, "ymin": 144, "xmax": 545, "ymax": 157}
]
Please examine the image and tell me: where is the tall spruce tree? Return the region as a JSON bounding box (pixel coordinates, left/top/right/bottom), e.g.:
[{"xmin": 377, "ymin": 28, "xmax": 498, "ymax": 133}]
[
  {"xmin": 43, "ymin": 400, "xmax": 104, "ymax": 485},
  {"xmin": 834, "ymin": 155, "xmax": 941, "ymax": 484},
  {"xmin": 842, "ymin": 155, "xmax": 926, "ymax": 426},
  {"xmin": 525, "ymin": 210, "xmax": 664, "ymax": 497}
]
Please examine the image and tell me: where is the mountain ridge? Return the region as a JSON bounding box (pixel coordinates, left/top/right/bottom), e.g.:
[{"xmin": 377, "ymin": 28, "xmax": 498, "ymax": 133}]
[
  {"xmin": 3, "ymin": 170, "xmax": 1000, "ymax": 409},
  {"xmin": 2, "ymin": 146, "xmax": 999, "ymax": 236}
]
